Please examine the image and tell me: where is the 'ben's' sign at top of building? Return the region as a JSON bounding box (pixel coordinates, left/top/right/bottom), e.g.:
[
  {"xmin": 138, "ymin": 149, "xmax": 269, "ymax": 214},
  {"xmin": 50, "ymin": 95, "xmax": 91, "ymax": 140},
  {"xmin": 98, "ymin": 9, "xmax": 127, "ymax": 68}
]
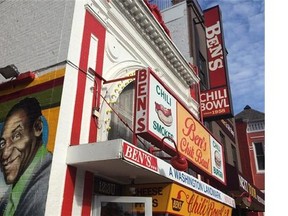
[{"xmin": 202, "ymin": 6, "xmax": 233, "ymax": 120}]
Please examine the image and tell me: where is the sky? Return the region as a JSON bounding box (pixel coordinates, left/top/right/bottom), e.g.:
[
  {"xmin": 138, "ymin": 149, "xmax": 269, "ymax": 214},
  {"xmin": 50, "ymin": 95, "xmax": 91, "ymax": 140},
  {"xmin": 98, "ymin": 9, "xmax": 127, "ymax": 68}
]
[{"xmin": 198, "ymin": 0, "xmax": 265, "ymax": 115}]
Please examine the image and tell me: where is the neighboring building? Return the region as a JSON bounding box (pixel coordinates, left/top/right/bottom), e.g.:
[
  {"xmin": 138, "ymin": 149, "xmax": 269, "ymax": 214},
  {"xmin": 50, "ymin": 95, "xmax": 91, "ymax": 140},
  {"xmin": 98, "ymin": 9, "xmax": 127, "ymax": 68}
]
[
  {"xmin": 159, "ymin": 0, "xmax": 264, "ymax": 215},
  {"xmin": 0, "ymin": 0, "xmax": 237, "ymax": 215},
  {"xmin": 234, "ymin": 105, "xmax": 265, "ymax": 216},
  {"xmin": 235, "ymin": 105, "xmax": 265, "ymax": 191}
]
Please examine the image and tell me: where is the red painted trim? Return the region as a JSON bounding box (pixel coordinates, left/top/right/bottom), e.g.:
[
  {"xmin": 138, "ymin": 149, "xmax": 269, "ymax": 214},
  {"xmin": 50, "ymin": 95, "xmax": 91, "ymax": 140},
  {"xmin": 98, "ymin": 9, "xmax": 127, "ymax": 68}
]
[
  {"xmin": 0, "ymin": 77, "xmax": 64, "ymax": 103},
  {"xmin": 62, "ymin": 11, "xmax": 106, "ymax": 216},
  {"xmin": 61, "ymin": 166, "xmax": 77, "ymax": 216},
  {"xmin": 81, "ymin": 172, "xmax": 94, "ymax": 216}
]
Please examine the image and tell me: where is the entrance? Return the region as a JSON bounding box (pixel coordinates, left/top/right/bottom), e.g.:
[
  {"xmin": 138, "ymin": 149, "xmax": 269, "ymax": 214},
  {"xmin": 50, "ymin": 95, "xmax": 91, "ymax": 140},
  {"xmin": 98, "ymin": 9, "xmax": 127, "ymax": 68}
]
[{"xmin": 93, "ymin": 196, "xmax": 153, "ymax": 216}]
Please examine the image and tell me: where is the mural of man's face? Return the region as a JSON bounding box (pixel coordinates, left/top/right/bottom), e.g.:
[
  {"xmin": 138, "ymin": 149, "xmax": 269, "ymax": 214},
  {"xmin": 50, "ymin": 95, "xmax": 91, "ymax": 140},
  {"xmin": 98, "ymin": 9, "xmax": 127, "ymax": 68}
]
[{"xmin": 0, "ymin": 109, "xmax": 42, "ymax": 184}]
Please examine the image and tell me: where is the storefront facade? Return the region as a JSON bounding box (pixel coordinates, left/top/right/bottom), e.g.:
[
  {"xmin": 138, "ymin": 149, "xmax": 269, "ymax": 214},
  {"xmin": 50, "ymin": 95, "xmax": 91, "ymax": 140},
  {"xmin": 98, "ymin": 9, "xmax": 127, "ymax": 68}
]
[{"xmin": 0, "ymin": 0, "xmax": 235, "ymax": 215}]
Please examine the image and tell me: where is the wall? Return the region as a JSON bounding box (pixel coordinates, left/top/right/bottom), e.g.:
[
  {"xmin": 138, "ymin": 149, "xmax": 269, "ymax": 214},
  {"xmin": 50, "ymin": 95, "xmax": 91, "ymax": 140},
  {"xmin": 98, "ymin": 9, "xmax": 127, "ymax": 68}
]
[
  {"xmin": 0, "ymin": 0, "xmax": 75, "ymax": 80},
  {"xmin": 0, "ymin": 67, "xmax": 65, "ymax": 215},
  {"xmin": 235, "ymin": 121, "xmax": 254, "ymax": 183},
  {"xmin": 161, "ymin": 2, "xmax": 192, "ymax": 63},
  {"xmin": 247, "ymin": 130, "xmax": 265, "ymax": 190}
]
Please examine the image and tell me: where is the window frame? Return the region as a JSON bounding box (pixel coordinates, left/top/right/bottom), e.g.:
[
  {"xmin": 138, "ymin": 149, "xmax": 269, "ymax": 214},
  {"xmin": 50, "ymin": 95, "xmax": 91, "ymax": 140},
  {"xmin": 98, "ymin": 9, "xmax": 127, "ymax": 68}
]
[{"xmin": 253, "ymin": 141, "xmax": 265, "ymax": 173}]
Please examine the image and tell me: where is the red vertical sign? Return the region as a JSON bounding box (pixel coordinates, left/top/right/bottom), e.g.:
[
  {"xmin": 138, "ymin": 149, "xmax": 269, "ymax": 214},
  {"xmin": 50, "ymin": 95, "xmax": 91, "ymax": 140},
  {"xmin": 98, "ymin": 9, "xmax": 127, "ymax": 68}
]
[{"xmin": 202, "ymin": 6, "xmax": 233, "ymax": 119}]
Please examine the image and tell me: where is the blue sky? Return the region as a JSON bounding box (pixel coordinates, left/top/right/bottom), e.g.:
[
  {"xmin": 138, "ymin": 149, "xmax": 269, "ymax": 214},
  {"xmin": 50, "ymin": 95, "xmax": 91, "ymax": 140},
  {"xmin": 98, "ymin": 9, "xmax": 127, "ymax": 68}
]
[{"xmin": 198, "ymin": 0, "xmax": 265, "ymax": 115}]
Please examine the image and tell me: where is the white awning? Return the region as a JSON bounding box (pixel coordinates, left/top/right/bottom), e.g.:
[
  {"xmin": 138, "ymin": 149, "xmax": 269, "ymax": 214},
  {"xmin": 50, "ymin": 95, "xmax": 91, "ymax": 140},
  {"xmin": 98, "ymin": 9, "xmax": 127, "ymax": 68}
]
[
  {"xmin": 66, "ymin": 139, "xmax": 235, "ymax": 208},
  {"xmin": 66, "ymin": 139, "xmax": 169, "ymax": 184}
]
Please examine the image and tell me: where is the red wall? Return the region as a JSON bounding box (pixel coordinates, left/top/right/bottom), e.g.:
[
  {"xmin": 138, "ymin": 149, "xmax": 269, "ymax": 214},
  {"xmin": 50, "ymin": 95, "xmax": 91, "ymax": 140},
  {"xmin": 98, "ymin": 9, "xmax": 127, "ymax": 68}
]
[
  {"xmin": 236, "ymin": 121, "xmax": 253, "ymax": 183},
  {"xmin": 247, "ymin": 131, "xmax": 265, "ymax": 190}
]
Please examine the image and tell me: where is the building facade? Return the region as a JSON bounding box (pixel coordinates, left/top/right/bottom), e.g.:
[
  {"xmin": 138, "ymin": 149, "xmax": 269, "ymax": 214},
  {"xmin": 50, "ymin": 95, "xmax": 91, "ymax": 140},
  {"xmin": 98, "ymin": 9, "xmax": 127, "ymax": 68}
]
[
  {"xmin": 235, "ymin": 105, "xmax": 265, "ymax": 197},
  {"xmin": 0, "ymin": 0, "xmax": 238, "ymax": 215},
  {"xmin": 159, "ymin": 0, "xmax": 264, "ymax": 215}
]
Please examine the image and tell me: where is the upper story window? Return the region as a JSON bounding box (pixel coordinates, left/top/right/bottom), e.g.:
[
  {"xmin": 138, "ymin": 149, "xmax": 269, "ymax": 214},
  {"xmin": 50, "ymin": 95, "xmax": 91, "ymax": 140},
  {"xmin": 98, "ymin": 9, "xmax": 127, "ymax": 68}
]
[
  {"xmin": 231, "ymin": 144, "xmax": 238, "ymax": 169},
  {"xmin": 108, "ymin": 82, "xmax": 135, "ymax": 143},
  {"xmin": 247, "ymin": 121, "xmax": 265, "ymax": 132},
  {"xmin": 198, "ymin": 53, "xmax": 208, "ymax": 90},
  {"xmin": 107, "ymin": 81, "xmax": 170, "ymax": 158},
  {"xmin": 219, "ymin": 131, "xmax": 226, "ymax": 146},
  {"xmin": 254, "ymin": 142, "xmax": 265, "ymax": 172}
]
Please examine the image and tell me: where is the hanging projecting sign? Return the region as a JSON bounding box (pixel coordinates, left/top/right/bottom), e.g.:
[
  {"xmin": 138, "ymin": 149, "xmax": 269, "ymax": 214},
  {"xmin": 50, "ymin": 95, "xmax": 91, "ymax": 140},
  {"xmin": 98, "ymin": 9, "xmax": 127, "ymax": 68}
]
[
  {"xmin": 134, "ymin": 68, "xmax": 226, "ymax": 185},
  {"xmin": 210, "ymin": 136, "xmax": 225, "ymax": 182},
  {"xmin": 134, "ymin": 68, "xmax": 177, "ymax": 150},
  {"xmin": 201, "ymin": 6, "xmax": 233, "ymax": 120}
]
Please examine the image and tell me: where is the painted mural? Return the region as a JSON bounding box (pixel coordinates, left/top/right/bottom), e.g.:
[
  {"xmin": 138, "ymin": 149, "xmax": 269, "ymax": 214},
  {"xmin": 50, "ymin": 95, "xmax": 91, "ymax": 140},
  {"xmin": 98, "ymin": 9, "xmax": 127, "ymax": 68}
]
[{"xmin": 0, "ymin": 68, "xmax": 64, "ymax": 215}]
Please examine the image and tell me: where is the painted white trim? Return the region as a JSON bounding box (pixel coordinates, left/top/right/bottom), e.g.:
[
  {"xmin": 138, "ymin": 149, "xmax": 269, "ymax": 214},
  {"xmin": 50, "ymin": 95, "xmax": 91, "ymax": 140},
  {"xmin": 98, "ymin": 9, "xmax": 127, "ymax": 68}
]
[
  {"xmin": 80, "ymin": 34, "xmax": 98, "ymax": 144},
  {"xmin": 72, "ymin": 169, "xmax": 86, "ymax": 215},
  {"xmin": 45, "ymin": 0, "xmax": 87, "ymax": 215},
  {"xmin": 252, "ymin": 142, "xmax": 265, "ymax": 174}
]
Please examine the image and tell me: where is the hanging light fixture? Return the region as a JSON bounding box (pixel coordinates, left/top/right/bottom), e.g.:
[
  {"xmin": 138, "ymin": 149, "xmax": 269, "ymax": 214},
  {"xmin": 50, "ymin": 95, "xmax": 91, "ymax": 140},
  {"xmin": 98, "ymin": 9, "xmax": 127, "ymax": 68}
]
[{"xmin": 161, "ymin": 136, "xmax": 188, "ymax": 172}]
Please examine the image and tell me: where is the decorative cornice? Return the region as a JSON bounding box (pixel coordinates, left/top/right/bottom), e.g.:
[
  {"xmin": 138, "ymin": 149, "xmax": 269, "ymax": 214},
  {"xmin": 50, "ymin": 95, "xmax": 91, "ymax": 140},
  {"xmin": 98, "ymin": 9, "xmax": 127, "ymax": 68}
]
[{"xmin": 113, "ymin": 0, "xmax": 199, "ymax": 86}]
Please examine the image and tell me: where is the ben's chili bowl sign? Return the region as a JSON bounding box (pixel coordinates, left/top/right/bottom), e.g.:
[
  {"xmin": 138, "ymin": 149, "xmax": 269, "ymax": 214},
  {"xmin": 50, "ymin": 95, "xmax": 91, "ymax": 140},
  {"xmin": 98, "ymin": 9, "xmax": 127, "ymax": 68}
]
[
  {"xmin": 177, "ymin": 103, "xmax": 212, "ymax": 174},
  {"xmin": 169, "ymin": 183, "xmax": 232, "ymax": 216},
  {"xmin": 123, "ymin": 142, "xmax": 158, "ymax": 172},
  {"xmin": 134, "ymin": 68, "xmax": 226, "ymax": 185}
]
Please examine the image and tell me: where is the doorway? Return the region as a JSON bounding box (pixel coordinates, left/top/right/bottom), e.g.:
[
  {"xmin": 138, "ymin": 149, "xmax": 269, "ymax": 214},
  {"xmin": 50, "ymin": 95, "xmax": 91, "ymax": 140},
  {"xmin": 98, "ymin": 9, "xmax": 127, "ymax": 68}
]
[{"xmin": 93, "ymin": 195, "xmax": 153, "ymax": 216}]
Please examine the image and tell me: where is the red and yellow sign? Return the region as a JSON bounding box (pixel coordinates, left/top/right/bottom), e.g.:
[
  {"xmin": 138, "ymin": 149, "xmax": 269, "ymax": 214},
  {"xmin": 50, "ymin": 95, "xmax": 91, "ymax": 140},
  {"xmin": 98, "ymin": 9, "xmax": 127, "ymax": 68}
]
[
  {"xmin": 168, "ymin": 183, "xmax": 232, "ymax": 216},
  {"xmin": 177, "ymin": 104, "xmax": 211, "ymax": 174},
  {"xmin": 125, "ymin": 183, "xmax": 232, "ymax": 216}
]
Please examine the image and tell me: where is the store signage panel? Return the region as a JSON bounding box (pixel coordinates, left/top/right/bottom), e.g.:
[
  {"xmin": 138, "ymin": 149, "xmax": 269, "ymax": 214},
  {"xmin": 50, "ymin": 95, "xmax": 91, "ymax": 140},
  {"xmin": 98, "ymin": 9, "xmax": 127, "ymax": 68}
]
[
  {"xmin": 202, "ymin": 6, "xmax": 233, "ymax": 120},
  {"xmin": 134, "ymin": 68, "xmax": 177, "ymax": 149},
  {"xmin": 134, "ymin": 68, "xmax": 227, "ymax": 185},
  {"xmin": 125, "ymin": 183, "xmax": 232, "ymax": 215},
  {"xmin": 122, "ymin": 142, "xmax": 159, "ymax": 173},
  {"xmin": 167, "ymin": 183, "xmax": 232, "ymax": 216},
  {"xmin": 204, "ymin": 6, "xmax": 226, "ymax": 88},
  {"xmin": 238, "ymin": 174, "xmax": 265, "ymax": 205},
  {"xmin": 200, "ymin": 87, "xmax": 232, "ymax": 118},
  {"xmin": 134, "ymin": 68, "xmax": 149, "ymax": 134},
  {"xmin": 123, "ymin": 183, "xmax": 171, "ymax": 212},
  {"xmin": 157, "ymin": 159, "xmax": 234, "ymax": 207},
  {"xmin": 177, "ymin": 103, "xmax": 212, "ymax": 174},
  {"xmin": 217, "ymin": 119, "xmax": 235, "ymax": 140},
  {"xmin": 120, "ymin": 140, "xmax": 234, "ymax": 207},
  {"xmin": 210, "ymin": 136, "xmax": 225, "ymax": 183},
  {"xmin": 149, "ymin": 74, "xmax": 177, "ymax": 149}
]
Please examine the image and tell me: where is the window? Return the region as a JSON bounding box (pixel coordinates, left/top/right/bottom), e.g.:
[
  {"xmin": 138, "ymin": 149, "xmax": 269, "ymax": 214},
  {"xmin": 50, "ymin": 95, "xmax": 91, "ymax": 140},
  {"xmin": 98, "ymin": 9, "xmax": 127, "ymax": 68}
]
[
  {"xmin": 254, "ymin": 142, "xmax": 265, "ymax": 171},
  {"xmin": 231, "ymin": 144, "xmax": 238, "ymax": 169},
  {"xmin": 198, "ymin": 53, "xmax": 208, "ymax": 90},
  {"xmin": 219, "ymin": 131, "xmax": 226, "ymax": 146},
  {"xmin": 108, "ymin": 82, "xmax": 135, "ymax": 143},
  {"xmin": 107, "ymin": 81, "xmax": 170, "ymax": 157}
]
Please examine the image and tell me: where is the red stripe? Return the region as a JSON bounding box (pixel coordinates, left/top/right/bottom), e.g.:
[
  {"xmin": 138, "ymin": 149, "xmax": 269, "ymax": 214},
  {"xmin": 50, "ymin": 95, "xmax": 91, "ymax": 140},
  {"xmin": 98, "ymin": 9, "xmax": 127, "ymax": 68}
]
[
  {"xmin": 61, "ymin": 11, "xmax": 106, "ymax": 216},
  {"xmin": 85, "ymin": 12, "xmax": 106, "ymax": 216},
  {"xmin": 0, "ymin": 77, "xmax": 64, "ymax": 103},
  {"xmin": 61, "ymin": 166, "xmax": 77, "ymax": 216},
  {"xmin": 81, "ymin": 172, "xmax": 94, "ymax": 216}
]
